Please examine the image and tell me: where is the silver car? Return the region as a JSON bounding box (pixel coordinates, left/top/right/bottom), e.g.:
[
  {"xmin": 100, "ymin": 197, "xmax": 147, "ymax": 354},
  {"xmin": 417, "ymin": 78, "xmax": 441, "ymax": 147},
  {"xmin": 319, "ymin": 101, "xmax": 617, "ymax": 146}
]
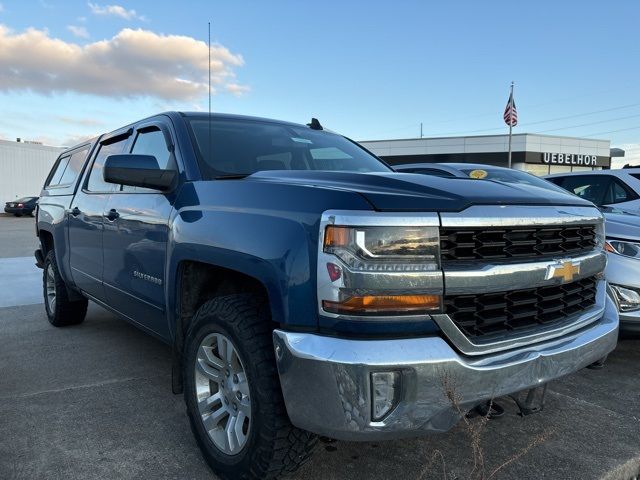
[
  {"xmin": 602, "ymin": 208, "xmax": 640, "ymax": 332},
  {"xmin": 546, "ymin": 168, "xmax": 640, "ymax": 214}
]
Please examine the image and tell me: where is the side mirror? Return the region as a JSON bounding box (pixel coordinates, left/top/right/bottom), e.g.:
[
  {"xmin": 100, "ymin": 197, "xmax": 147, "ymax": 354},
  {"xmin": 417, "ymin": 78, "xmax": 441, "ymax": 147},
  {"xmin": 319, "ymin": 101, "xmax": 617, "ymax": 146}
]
[{"xmin": 103, "ymin": 154, "xmax": 177, "ymax": 191}]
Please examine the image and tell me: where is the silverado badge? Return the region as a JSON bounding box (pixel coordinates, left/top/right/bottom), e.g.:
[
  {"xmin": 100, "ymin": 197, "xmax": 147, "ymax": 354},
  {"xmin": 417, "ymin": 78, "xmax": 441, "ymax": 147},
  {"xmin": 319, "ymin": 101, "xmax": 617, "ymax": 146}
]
[{"xmin": 546, "ymin": 260, "xmax": 581, "ymax": 282}]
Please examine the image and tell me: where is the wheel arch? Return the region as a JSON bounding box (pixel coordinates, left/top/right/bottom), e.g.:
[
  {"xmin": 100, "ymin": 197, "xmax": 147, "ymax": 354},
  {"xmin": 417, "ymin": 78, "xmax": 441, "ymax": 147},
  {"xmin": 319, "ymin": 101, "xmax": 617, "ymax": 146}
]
[{"xmin": 169, "ymin": 257, "xmax": 282, "ymax": 394}]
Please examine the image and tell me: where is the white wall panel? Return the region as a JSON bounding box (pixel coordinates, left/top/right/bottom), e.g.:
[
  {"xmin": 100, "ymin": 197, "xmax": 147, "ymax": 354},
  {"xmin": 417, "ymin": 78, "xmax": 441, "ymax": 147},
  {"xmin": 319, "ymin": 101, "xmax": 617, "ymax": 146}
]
[{"xmin": 0, "ymin": 140, "xmax": 64, "ymax": 201}]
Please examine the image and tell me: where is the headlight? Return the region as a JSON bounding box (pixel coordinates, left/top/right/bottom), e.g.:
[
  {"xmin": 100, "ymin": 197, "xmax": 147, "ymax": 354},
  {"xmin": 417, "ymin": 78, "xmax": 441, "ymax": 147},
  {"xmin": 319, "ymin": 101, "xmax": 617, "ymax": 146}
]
[
  {"xmin": 605, "ymin": 240, "xmax": 640, "ymax": 259},
  {"xmin": 610, "ymin": 284, "xmax": 640, "ymax": 312},
  {"xmin": 318, "ymin": 215, "xmax": 443, "ymax": 317},
  {"xmin": 323, "ymin": 225, "xmax": 440, "ymax": 271}
]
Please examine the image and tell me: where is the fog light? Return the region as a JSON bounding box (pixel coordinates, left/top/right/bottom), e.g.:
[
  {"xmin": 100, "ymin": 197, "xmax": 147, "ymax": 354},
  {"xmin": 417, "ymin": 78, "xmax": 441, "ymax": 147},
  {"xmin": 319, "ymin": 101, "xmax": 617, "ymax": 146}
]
[
  {"xmin": 371, "ymin": 371, "xmax": 400, "ymax": 421},
  {"xmin": 610, "ymin": 284, "xmax": 640, "ymax": 312}
]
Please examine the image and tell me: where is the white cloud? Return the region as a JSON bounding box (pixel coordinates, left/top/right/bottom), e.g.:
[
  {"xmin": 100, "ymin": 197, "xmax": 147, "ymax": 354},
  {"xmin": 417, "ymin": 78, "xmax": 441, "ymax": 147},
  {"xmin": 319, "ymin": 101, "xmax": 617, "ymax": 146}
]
[
  {"xmin": 88, "ymin": 2, "xmax": 144, "ymax": 21},
  {"xmin": 67, "ymin": 25, "xmax": 89, "ymax": 39},
  {"xmin": 55, "ymin": 115, "xmax": 104, "ymax": 127},
  {"xmin": 0, "ymin": 25, "xmax": 248, "ymax": 101},
  {"xmin": 60, "ymin": 133, "xmax": 97, "ymax": 147},
  {"xmin": 226, "ymin": 83, "xmax": 251, "ymax": 97}
]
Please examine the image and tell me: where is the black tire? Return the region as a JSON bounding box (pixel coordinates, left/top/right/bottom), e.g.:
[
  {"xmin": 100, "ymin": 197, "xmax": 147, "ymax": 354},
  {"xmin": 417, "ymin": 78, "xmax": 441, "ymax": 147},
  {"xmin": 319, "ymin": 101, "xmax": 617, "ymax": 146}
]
[
  {"xmin": 43, "ymin": 250, "xmax": 88, "ymax": 327},
  {"xmin": 183, "ymin": 294, "xmax": 317, "ymax": 480}
]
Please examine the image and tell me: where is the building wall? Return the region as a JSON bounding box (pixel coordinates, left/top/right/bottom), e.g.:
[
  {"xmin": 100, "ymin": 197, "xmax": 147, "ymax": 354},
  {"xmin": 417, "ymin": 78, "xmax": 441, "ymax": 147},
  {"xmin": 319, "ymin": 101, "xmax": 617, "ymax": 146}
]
[
  {"xmin": 0, "ymin": 140, "xmax": 64, "ymax": 201},
  {"xmin": 360, "ymin": 134, "xmax": 611, "ymax": 176}
]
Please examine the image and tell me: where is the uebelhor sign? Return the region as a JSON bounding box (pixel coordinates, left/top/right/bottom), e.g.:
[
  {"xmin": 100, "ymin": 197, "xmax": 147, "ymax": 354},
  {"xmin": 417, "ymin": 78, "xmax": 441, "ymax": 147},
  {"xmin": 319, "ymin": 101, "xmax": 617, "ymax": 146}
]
[
  {"xmin": 524, "ymin": 151, "xmax": 610, "ymax": 168},
  {"xmin": 542, "ymin": 153, "xmax": 597, "ymax": 166}
]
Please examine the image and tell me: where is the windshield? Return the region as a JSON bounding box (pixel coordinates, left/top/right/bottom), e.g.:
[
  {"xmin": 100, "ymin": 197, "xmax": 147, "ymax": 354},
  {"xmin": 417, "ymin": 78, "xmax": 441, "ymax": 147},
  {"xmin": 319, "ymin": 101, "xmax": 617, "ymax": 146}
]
[
  {"xmin": 459, "ymin": 167, "xmax": 566, "ymax": 192},
  {"xmin": 186, "ymin": 116, "xmax": 391, "ymax": 178},
  {"xmin": 15, "ymin": 197, "xmax": 36, "ymax": 203}
]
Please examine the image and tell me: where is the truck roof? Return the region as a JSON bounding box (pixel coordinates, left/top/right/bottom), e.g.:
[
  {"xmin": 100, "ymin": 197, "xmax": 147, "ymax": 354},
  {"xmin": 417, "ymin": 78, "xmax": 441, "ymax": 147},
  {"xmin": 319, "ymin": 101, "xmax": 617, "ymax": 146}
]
[{"xmin": 178, "ymin": 111, "xmax": 308, "ymax": 129}]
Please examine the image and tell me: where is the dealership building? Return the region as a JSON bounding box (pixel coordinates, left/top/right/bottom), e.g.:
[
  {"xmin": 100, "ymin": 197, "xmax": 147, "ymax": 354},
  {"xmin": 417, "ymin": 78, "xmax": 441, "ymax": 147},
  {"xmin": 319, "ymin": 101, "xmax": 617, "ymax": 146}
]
[{"xmin": 360, "ymin": 133, "xmax": 618, "ymax": 176}]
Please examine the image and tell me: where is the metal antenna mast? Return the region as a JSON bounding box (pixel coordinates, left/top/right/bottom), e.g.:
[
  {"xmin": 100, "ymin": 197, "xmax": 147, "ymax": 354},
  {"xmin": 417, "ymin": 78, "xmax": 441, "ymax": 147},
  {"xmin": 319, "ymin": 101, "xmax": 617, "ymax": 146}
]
[{"xmin": 208, "ymin": 21, "xmax": 211, "ymax": 160}]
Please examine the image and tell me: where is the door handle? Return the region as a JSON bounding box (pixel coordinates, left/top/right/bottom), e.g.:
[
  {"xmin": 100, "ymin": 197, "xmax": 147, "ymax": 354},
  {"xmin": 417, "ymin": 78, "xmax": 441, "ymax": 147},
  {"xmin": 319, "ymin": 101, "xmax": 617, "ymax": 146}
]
[
  {"xmin": 70, "ymin": 207, "xmax": 81, "ymax": 217},
  {"xmin": 106, "ymin": 209, "xmax": 120, "ymax": 221}
]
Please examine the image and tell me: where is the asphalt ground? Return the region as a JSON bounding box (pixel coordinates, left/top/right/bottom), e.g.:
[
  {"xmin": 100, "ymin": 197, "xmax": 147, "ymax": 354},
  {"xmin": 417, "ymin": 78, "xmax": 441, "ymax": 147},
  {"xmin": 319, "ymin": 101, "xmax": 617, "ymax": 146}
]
[{"xmin": 1, "ymin": 213, "xmax": 639, "ymax": 480}]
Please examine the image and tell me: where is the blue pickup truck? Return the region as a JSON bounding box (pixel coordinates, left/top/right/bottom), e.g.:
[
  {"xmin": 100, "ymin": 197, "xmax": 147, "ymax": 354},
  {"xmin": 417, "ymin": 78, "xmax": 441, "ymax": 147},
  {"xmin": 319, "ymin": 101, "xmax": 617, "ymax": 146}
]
[{"xmin": 36, "ymin": 112, "xmax": 619, "ymax": 480}]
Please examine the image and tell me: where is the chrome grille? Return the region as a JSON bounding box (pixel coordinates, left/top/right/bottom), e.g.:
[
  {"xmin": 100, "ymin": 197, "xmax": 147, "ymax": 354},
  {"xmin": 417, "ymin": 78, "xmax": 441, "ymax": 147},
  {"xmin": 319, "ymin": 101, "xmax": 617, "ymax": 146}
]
[
  {"xmin": 444, "ymin": 276, "xmax": 598, "ymax": 338},
  {"xmin": 440, "ymin": 225, "xmax": 597, "ymax": 262}
]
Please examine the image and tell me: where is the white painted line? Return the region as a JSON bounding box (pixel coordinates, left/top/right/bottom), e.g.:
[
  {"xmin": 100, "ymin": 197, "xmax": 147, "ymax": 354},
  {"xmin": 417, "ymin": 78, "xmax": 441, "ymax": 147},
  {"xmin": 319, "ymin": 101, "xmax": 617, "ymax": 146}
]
[{"xmin": 0, "ymin": 256, "xmax": 42, "ymax": 308}]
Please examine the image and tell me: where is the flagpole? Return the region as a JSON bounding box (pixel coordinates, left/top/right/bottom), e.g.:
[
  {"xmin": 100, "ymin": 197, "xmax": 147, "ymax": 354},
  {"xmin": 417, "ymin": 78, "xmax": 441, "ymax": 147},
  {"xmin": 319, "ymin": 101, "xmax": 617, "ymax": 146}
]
[{"xmin": 507, "ymin": 81, "xmax": 514, "ymax": 169}]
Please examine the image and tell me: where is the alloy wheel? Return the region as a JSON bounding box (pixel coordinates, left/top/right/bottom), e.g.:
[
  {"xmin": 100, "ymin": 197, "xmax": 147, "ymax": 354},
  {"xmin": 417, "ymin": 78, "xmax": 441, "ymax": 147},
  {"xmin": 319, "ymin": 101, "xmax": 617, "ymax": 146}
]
[
  {"xmin": 194, "ymin": 332, "xmax": 251, "ymax": 455},
  {"xmin": 45, "ymin": 264, "xmax": 56, "ymax": 313}
]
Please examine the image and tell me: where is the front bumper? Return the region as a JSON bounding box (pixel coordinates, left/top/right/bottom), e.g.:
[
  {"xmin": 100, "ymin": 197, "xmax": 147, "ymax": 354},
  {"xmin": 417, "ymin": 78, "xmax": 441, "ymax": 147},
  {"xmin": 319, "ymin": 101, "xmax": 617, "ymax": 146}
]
[
  {"xmin": 4, "ymin": 206, "xmax": 32, "ymax": 215},
  {"xmin": 273, "ymin": 293, "xmax": 619, "ymax": 441}
]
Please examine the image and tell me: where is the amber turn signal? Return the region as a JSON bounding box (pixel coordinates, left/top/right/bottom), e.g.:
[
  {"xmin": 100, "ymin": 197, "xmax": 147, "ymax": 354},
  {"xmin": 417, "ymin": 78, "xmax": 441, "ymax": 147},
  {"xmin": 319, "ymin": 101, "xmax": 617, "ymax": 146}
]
[
  {"xmin": 323, "ymin": 294, "xmax": 441, "ymax": 315},
  {"xmin": 323, "ymin": 226, "xmax": 351, "ymax": 249}
]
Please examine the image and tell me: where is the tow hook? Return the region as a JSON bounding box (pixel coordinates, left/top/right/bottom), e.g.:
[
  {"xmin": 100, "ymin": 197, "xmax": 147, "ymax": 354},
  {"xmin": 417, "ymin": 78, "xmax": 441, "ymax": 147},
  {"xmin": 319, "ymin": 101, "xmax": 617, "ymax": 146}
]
[
  {"xmin": 586, "ymin": 355, "xmax": 608, "ymax": 370},
  {"xmin": 466, "ymin": 401, "xmax": 505, "ymax": 420},
  {"xmin": 509, "ymin": 383, "xmax": 548, "ymax": 417}
]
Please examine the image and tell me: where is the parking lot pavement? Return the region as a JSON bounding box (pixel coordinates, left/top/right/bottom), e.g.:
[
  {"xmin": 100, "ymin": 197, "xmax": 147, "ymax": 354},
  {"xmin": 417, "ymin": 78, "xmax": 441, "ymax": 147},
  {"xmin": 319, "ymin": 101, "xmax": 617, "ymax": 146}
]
[
  {"xmin": 0, "ymin": 214, "xmax": 39, "ymax": 258},
  {"xmin": 1, "ymin": 216, "xmax": 639, "ymax": 480}
]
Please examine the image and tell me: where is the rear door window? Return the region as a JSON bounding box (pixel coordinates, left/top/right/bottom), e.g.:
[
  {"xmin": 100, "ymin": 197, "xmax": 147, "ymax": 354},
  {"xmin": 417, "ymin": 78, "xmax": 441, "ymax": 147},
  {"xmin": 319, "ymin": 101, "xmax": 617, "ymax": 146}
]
[
  {"xmin": 608, "ymin": 179, "xmax": 639, "ymax": 204},
  {"xmin": 47, "ymin": 155, "xmax": 70, "ymax": 187},
  {"xmin": 58, "ymin": 146, "xmax": 90, "ymax": 186}
]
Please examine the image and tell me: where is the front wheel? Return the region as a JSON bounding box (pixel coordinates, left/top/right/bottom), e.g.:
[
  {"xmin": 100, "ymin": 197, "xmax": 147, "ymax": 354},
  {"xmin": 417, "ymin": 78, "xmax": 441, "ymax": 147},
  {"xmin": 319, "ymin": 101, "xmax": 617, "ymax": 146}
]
[
  {"xmin": 43, "ymin": 251, "xmax": 88, "ymax": 326},
  {"xmin": 183, "ymin": 294, "xmax": 317, "ymax": 480}
]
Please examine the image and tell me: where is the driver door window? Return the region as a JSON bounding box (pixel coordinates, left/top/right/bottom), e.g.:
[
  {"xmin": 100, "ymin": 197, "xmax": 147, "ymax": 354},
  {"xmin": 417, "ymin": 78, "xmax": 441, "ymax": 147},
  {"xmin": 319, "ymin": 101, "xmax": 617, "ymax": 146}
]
[
  {"xmin": 556, "ymin": 175, "xmax": 613, "ymax": 206},
  {"xmin": 123, "ymin": 128, "xmax": 174, "ymax": 192},
  {"xmin": 87, "ymin": 138, "xmax": 129, "ymax": 192}
]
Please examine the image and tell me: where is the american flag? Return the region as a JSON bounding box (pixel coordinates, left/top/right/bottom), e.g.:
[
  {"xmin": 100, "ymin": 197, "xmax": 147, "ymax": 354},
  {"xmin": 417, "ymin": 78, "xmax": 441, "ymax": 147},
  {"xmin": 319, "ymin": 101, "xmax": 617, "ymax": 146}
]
[{"xmin": 503, "ymin": 92, "xmax": 517, "ymax": 127}]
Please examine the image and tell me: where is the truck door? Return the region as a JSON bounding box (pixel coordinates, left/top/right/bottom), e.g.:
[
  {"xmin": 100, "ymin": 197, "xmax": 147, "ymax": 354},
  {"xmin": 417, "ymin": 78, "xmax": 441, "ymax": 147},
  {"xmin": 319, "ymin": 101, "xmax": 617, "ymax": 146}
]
[
  {"xmin": 68, "ymin": 131, "xmax": 131, "ymax": 301},
  {"xmin": 102, "ymin": 121, "xmax": 178, "ymax": 339}
]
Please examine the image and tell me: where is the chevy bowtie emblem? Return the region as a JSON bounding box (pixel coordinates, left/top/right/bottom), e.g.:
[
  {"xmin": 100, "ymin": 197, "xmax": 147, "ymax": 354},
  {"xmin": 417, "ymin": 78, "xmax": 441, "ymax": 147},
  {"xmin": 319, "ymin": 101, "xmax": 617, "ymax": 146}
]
[{"xmin": 546, "ymin": 261, "xmax": 580, "ymax": 282}]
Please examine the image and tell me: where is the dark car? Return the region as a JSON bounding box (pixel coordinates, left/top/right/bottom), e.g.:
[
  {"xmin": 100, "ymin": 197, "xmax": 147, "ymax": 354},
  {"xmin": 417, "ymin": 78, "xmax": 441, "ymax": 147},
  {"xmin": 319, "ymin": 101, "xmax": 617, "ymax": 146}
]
[
  {"xmin": 4, "ymin": 196, "xmax": 38, "ymax": 216},
  {"xmin": 393, "ymin": 162, "xmax": 569, "ymax": 193}
]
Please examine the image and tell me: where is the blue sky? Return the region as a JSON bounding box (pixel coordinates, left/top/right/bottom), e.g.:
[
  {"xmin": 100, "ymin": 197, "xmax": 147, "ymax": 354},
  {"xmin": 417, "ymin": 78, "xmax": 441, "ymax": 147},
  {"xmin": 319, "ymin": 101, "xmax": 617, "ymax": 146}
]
[{"xmin": 1, "ymin": 0, "xmax": 640, "ymax": 163}]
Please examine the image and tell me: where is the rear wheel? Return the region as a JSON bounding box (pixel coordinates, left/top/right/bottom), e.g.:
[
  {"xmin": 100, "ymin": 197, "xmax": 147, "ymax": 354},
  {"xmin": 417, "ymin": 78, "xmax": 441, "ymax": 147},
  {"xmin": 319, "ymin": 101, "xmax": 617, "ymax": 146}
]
[
  {"xmin": 183, "ymin": 294, "xmax": 317, "ymax": 480},
  {"xmin": 43, "ymin": 251, "xmax": 88, "ymax": 326}
]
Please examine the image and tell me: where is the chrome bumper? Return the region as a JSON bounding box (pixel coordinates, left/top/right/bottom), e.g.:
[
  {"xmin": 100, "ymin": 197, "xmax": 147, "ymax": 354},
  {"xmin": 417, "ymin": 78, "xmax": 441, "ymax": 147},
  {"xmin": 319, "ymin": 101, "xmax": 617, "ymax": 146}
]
[{"xmin": 273, "ymin": 294, "xmax": 619, "ymax": 441}]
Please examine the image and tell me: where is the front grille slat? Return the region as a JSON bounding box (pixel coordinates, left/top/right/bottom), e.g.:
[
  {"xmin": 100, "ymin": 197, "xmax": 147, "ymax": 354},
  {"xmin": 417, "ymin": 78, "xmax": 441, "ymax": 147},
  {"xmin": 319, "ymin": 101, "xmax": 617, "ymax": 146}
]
[
  {"xmin": 444, "ymin": 277, "xmax": 598, "ymax": 338},
  {"xmin": 440, "ymin": 224, "xmax": 597, "ymax": 262}
]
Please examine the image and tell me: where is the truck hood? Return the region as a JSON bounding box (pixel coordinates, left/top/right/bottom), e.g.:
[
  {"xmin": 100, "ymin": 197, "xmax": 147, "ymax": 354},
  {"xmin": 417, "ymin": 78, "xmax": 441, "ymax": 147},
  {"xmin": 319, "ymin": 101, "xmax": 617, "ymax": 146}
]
[{"xmin": 249, "ymin": 171, "xmax": 594, "ymax": 211}]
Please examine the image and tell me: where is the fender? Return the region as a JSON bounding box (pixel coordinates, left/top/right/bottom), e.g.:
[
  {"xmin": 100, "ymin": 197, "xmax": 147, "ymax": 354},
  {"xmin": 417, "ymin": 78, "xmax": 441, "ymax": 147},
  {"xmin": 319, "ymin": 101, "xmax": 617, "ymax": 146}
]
[{"xmin": 164, "ymin": 179, "xmax": 373, "ymax": 341}]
